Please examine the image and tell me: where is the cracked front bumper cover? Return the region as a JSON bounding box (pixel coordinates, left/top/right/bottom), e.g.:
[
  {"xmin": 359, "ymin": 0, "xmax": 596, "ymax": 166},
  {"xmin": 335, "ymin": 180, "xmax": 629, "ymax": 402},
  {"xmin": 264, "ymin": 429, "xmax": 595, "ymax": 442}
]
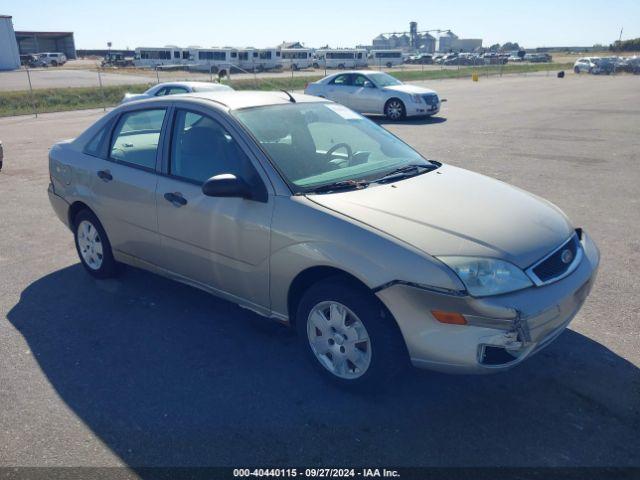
[{"xmin": 375, "ymin": 231, "xmax": 600, "ymax": 374}]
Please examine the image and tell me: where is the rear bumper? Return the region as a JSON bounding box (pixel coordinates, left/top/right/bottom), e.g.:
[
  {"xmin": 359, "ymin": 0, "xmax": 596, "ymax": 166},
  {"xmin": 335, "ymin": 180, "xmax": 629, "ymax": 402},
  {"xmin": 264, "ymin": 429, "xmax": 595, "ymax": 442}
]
[
  {"xmin": 376, "ymin": 231, "xmax": 600, "ymax": 374},
  {"xmin": 48, "ymin": 183, "xmax": 70, "ymax": 229}
]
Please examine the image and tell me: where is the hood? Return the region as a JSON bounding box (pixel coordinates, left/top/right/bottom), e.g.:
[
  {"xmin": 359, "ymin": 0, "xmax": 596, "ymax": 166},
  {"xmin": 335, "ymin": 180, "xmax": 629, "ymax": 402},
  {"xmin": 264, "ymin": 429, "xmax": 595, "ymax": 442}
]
[
  {"xmin": 306, "ymin": 165, "xmax": 573, "ymax": 269},
  {"xmin": 383, "ymin": 84, "xmax": 437, "ymax": 95}
]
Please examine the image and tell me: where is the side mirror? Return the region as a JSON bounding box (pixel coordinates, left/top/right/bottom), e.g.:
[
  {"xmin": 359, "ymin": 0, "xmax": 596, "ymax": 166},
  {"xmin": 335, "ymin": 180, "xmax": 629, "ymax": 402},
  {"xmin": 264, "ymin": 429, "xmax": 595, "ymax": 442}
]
[
  {"xmin": 202, "ymin": 174, "xmax": 252, "ymax": 199},
  {"xmin": 363, "ymin": 81, "xmax": 375, "ymax": 88}
]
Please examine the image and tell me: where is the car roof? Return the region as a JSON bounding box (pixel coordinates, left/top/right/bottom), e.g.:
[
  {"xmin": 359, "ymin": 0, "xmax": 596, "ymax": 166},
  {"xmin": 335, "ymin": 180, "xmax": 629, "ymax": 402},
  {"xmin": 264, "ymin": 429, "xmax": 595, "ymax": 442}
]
[
  {"xmin": 130, "ymin": 90, "xmax": 328, "ymax": 110},
  {"xmin": 153, "ymin": 81, "xmax": 228, "ymax": 88}
]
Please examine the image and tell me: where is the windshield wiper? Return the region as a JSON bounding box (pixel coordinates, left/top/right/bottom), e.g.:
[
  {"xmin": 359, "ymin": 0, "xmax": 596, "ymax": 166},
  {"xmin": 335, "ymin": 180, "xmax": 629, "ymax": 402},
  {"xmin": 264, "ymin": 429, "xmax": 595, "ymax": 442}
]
[
  {"xmin": 372, "ymin": 163, "xmax": 438, "ymax": 184},
  {"xmin": 304, "ymin": 179, "xmax": 370, "ymax": 194}
]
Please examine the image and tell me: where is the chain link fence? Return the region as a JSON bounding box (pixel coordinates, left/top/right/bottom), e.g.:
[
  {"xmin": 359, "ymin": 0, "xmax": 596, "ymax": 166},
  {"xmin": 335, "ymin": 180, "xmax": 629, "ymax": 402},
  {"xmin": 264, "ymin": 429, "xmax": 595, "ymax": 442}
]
[{"xmin": 5, "ymin": 54, "xmax": 631, "ymax": 118}]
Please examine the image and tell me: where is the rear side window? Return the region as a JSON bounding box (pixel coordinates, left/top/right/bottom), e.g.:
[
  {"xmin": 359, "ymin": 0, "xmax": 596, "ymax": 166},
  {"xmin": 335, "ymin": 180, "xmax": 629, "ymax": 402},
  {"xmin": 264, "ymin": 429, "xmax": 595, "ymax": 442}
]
[
  {"xmin": 330, "ymin": 74, "xmax": 351, "ymax": 86},
  {"xmin": 110, "ymin": 109, "xmax": 166, "ymax": 170}
]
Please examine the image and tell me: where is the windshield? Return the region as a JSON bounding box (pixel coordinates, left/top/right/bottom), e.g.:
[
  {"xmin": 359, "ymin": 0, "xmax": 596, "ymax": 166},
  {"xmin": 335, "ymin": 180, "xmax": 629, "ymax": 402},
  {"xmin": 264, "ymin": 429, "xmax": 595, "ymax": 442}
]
[
  {"xmin": 367, "ymin": 72, "xmax": 403, "ymax": 87},
  {"xmin": 233, "ymin": 102, "xmax": 435, "ymax": 192}
]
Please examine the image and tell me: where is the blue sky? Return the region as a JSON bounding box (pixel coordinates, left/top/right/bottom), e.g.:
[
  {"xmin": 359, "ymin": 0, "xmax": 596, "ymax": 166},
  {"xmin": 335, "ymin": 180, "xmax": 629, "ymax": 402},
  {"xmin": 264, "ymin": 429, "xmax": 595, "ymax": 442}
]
[{"xmin": 5, "ymin": 0, "xmax": 639, "ymax": 49}]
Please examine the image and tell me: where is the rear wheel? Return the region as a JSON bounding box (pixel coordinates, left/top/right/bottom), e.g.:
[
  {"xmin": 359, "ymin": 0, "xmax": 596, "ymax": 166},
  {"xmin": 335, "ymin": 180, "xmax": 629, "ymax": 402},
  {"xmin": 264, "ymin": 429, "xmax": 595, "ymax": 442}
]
[
  {"xmin": 73, "ymin": 209, "xmax": 119, "ymax": 278},
  {"xmin": 384, "ymin": 98, "xmax": 406, "ymax": 121},
  {"xmin": 338, "ymin": 63, "xmax": 345, "ymax": 69},
  {"xmin": 386, "ymin": 62, "xmax": 392, "ymax": 68},
  {"xmin": 296, "ymin": 276, "xmax": 408, "ymax": 389},
  {"xmin": 51, "ymin": 60, "xmax": 58, "ymax": 67}
]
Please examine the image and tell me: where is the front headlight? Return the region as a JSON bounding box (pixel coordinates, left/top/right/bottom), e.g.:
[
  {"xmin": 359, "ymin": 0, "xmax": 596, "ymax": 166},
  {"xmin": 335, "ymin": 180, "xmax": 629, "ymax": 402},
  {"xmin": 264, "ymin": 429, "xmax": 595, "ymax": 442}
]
[
  {"xmin": 437, "ymin": 257, "xmax": 533, "ymax": 297},
  {"xmin": 410, "ymin": 94, "xmax": 423, "ymax": 103}
]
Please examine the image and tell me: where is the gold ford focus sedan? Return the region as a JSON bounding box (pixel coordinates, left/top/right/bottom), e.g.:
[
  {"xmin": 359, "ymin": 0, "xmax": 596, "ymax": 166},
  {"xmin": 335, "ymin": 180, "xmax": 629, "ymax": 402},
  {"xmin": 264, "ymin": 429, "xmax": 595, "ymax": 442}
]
[{"xmin": 48, "ymin": 91, "xmax": 599, "ymax": 388}]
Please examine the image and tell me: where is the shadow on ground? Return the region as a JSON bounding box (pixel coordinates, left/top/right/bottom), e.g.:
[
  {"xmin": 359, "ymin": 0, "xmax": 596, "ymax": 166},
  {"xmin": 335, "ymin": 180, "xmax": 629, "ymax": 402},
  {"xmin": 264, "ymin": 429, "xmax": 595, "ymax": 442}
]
[
  {"xmin": 372, "ymin": 115, "xmax": 447, "ymax": 126},
  {"xmin": 7, "ymin": 264, "xmax": 640, "ymax": 468}
]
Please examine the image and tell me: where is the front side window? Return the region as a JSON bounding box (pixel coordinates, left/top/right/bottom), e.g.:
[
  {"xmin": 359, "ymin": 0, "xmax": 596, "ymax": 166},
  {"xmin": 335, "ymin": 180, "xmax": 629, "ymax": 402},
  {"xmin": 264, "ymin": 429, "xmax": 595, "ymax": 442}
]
[
  {"xmin": 170, "ymin": 110, "xmax": 252, "ymax": 184},
  {"xmin": 352, "ymin": 75, "xmax": 368, "ymax": 87},
  {"xmin": 110, "ymin": 109, "xmax": 166, "ymax": 170},
  {"xmin": 233, "ymin": 103, "xmax": 435, "ymax": 191}
]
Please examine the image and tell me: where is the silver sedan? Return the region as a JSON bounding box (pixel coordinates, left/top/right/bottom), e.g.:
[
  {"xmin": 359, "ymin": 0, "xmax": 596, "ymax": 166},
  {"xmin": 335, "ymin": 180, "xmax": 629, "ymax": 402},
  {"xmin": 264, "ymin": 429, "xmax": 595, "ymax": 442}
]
[
  {"xmin": 121, "ymin": 81, "xmax": 233, "ymax": 104},
  {"xmin": 305, "ymin": 71, "xmax": 442, "ymax": 120}
]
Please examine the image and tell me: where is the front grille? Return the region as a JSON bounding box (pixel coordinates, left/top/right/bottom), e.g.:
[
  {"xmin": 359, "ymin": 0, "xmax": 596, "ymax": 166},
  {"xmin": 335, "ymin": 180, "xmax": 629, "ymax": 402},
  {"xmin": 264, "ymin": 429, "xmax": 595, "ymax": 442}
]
[
  {"xmin": 531, "ymin": 234, "xmax": 580, "ymax": 283},
  {"xmin": 422, "ymin": 94, "xmax": 439, "ymax": 106}
]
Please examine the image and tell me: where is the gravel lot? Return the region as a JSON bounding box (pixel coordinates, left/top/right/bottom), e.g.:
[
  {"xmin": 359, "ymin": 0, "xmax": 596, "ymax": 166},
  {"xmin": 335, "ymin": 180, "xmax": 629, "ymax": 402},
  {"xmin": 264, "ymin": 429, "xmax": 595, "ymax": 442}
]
[{"xmin": 0, "ymin": 74, "xmax": 638, "ymax": 471}]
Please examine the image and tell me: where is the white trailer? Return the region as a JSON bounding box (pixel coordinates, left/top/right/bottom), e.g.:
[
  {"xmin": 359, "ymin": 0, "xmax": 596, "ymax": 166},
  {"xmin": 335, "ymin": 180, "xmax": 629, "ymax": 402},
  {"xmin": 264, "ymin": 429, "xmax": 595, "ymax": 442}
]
[
  {"xmin": 369, "ymin": 49, "xmax": 404, "ymax": 68},
  {"xmin": 237, "ymin": 48, "xmax": 282, "ymax": 71},
  {"xmin": 279, "ymin": 48, "xmax": 312, "ymax": 70},
  {"xmin": 189, "ymin": 47, "xmax": 238, "ymax": 75},
  {"xmin": 134, "ymin": 47, "xmax": 189, "ymax": 67},
  {"xmin": 313, "ymin": 49, "xmax": 368, "ymax": 69}
]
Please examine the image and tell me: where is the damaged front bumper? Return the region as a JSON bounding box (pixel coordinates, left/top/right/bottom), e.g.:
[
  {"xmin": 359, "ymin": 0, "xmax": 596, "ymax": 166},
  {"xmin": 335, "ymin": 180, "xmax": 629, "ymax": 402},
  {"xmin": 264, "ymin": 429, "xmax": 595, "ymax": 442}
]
[{"xmin": 375, "ymin": 231, "xmax": 600, "ymax": 374}]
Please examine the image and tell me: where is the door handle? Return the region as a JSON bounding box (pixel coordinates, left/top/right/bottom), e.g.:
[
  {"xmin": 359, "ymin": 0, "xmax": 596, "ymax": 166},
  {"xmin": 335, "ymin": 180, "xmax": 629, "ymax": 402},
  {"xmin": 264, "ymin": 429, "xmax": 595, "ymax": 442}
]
[
  {"xmin": 164, "ymin": 192, "xmax": 187, "ymax": 207},
  {"xmin": 97, "ymin": 170, "xmax": 113, "ymax": 182}
]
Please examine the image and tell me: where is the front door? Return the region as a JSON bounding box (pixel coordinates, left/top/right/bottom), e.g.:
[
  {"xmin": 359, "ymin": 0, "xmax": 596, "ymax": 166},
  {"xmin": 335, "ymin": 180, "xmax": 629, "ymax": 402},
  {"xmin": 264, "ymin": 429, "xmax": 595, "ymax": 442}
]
[{"xmin": 155, "ymin": 108, "xmax": 273, "ymax": 309}]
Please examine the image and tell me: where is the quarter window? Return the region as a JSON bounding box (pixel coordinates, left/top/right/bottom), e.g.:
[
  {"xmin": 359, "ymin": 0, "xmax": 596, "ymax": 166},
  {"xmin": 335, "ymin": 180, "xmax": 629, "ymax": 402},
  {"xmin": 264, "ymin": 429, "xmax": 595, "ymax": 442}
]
[
  {"xmin": 170, "ymin": 110, "xmax": 251, "ymax": 184},
  {"xmin": 109, "ymin": 109, "xmax": 166, "ymax": 170}
]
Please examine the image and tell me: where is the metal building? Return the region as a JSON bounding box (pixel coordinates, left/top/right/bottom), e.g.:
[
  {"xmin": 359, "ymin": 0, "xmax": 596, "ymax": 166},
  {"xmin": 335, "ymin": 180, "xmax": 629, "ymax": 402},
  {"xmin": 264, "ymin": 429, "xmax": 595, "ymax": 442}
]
[
  {"xmin": 15, "ymin": 30, "xmax": 76, "ymax": 59},
  {"xmin": 0, "ymin": 15, "xmax": 21, "ymax": 70}
]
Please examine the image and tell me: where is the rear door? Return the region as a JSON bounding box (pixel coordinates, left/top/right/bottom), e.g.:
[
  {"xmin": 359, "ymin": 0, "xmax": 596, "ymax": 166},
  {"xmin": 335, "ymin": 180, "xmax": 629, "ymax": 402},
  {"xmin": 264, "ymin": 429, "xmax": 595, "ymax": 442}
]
[
  {"xmin": 155, "ymin": 106, "xmax": 273, "ymax": 309},
  {"xmin": 325, "ymin": 74, "xmax": 357, "ymax": 109},
  {"xmin": 89, "ymin": 107, "xmax": 168, "ymax": 264}
]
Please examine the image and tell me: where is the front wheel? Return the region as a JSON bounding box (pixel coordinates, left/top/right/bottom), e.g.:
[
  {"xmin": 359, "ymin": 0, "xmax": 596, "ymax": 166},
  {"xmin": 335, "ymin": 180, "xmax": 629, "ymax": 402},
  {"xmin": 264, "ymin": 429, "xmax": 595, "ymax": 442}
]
[
  {"xmin": 574, "ymin": 66, "xmax": 580, "ymax": 74},
  {"xmin": 296, "ymin": 277, "xmax": 408, "ymax": 389},
  {"xmin": 384, "ymin": 98, "xmax": 406, "ymax": 121},
  {"xmin": 73, "ymin": 209, "xmax": 119, "ymax": 278}
]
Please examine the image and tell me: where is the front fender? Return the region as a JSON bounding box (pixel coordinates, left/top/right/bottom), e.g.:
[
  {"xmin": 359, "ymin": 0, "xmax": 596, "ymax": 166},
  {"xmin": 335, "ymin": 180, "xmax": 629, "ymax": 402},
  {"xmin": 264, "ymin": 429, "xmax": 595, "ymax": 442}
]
[{"xmin": 269, "ymin": 196, "xmax": 464, "ymax": 317}]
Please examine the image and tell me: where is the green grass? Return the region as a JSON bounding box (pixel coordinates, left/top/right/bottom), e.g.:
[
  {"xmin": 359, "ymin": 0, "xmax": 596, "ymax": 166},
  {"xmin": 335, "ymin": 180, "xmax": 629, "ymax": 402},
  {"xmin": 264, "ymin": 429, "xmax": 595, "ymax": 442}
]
[
  {"xmin": 222, "ymin": 62, "xmax": 573, "ymax": 91},
  {"xmin": 0, "ymin": 62, "xmax": 573, "ymax": 117},
  {"xmin": 0, "ymin": 83, "xmax": 153, "ymax": 117}
]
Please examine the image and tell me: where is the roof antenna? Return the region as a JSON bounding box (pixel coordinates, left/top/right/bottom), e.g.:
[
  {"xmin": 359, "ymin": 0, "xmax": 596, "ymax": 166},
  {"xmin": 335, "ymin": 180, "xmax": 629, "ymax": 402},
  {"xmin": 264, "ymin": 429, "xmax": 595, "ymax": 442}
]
[{"xmin": 280, "ymin": 89, "xmax": 296, "ymax": 103}]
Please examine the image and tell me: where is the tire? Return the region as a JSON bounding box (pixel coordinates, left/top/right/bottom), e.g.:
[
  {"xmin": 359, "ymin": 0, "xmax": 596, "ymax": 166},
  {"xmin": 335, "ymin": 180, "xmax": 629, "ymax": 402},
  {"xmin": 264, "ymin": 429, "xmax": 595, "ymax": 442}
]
[
  {"xmin": 295, "ymin": 276, "xmax": 408, "ymax": 389},
  {"xmin": 51, "ymin": 60, "xmax": 58, "ymax": 67},
  {"xmin": 73, "ymin": 209, "xmax": 119, "ymax": 279},
  {"xmin": 574, "ymin": 67, "xmax": 580, "ymax": 74},
  {"xmin": 384, "ymin": 98, "xmax": 406, "ymax": 121},
  {"xmin": 313, "ymin": 62, "xmax": 320, "ymax": 69},
  {"xmin": 338, "ymin": 63, "xmax": 345, "ymax": 69},
  {"xmin": 386, "ymin": 62, "xmax": 392, "ymax": 68}
]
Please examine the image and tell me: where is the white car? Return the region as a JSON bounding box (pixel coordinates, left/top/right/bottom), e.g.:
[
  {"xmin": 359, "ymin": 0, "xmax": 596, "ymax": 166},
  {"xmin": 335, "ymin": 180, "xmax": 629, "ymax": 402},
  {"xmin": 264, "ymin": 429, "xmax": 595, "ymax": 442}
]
[
  {"xmin": 574, "ymin": 57, "xmax": 600, "ymax": 74},
  {"xmin": 121, "ymin": 81, "xmax": 234, "ymax": 104},
  {"xmin": 305, "ymin": 71, "xmax": 442, "ymax": 121},
  {"xmin": 38, "ymin": 52, "xmax": 67, "ymax": 67}
]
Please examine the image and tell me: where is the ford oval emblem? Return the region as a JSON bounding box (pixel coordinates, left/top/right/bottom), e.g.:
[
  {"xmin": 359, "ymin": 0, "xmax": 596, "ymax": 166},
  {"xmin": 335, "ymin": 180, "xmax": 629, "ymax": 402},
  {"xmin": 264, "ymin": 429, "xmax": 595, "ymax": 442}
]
[{"xmin": 561, "ymin": 249, "xmax": 574, "ymax": 264}]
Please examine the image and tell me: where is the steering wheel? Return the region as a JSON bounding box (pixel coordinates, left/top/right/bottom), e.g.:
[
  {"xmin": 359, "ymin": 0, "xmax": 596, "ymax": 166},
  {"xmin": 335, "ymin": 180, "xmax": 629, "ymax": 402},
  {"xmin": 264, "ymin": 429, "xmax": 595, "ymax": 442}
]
[{"xmin": 325, "ymin": 143, "xmax": 353, "ymax": 165}]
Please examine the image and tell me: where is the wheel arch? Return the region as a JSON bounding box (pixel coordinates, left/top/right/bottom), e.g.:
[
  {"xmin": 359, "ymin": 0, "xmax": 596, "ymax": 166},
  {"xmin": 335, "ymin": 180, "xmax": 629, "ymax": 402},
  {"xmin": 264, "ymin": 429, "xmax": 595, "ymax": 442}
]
[
  {"xmin": 68, "ymin": 201, "xmax": 95, "ymax": 228},
  {"xmin": 287, "ymin": 266, "xmax": 375, "ymax": 327}
]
